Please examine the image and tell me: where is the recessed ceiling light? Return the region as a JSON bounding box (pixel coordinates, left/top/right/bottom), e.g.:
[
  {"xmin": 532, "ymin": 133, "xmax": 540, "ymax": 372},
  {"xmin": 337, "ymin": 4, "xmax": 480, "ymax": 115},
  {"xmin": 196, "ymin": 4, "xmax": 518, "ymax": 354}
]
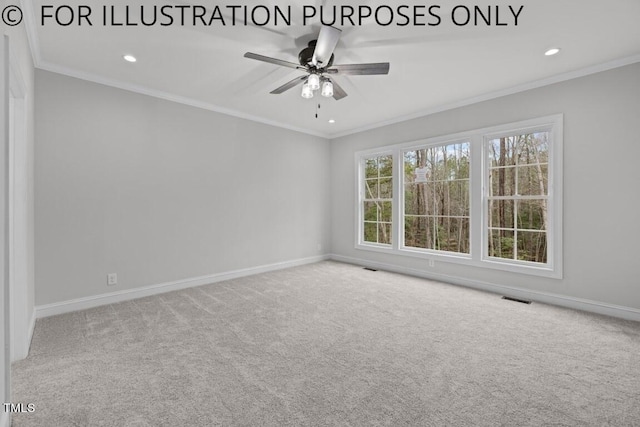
[
  {"xmin": 328, "ymin": 119, "xmax": 336, "ymax": 124},
  {"xmin": 544, "ymin": 48, "xmax": 560, "ymax": 56},
  {"xmin": 123, "ymin": 55, "xmax": 137, "ymax": 63}
]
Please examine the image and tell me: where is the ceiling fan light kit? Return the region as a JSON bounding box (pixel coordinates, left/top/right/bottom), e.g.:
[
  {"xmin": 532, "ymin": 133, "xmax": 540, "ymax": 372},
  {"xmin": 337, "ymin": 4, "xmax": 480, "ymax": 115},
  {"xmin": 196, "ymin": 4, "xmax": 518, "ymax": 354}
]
[
  {"xmin": 308, "ymin": 73, "xmax": 321, "ymax": 91},
  {"xmin": 302, "ymin": 76, "xmax": 334, "ymax": 99},
  {"xmin": 244, "ymin": 25, "xmax": 390, "ymax": 101},
  {"xmin": 301, "ymin": 82, "xmax": 314, "ymax": 99},
  {"xmin": 321, "ymin": 80, "xmax": 334, "ymax": 98}
]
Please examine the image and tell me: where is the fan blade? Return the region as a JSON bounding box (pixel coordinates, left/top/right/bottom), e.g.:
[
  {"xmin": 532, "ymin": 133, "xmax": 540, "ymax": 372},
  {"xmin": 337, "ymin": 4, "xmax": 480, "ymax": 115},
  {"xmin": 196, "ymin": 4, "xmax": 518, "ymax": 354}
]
[
  {"xmin": 327, "ymin": 63, "xmax": 390, "ymax": 75},
  {"xmin": 270, "ymin": 75, "xmax": 308, "ymax": 94},
  {"xmin": 330, "ymin": 79, "xmax": 347, "ymax": 100},
  {"xmin": 312, "ymin": 26, "xmax": 342, "ymax": 67},
  {"xmin": 244, "ymin": 53, "xmax": 304, "ymax": 70}
]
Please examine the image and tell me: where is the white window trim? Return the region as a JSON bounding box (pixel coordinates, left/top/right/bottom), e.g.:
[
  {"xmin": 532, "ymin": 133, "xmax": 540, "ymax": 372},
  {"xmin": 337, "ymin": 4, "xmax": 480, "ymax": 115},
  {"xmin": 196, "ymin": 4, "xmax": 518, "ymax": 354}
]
[
  {"xmin": 399, "ymin": 137, "xmax": 473, "ymax": 258},
  {"xmin": 355, "ymin": 148, "xmax": 395, "ymax": 251},
  {"xmin": 355, "ymin": 114, "xmax": 563, "ymax": 279}
]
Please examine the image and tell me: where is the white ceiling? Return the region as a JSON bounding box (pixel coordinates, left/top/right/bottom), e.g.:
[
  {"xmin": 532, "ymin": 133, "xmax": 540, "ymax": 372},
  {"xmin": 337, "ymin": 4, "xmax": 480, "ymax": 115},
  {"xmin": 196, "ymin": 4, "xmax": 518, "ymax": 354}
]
[{"xmin": 24, "ymin": 0, "xmax": 640, "ymax": 138}]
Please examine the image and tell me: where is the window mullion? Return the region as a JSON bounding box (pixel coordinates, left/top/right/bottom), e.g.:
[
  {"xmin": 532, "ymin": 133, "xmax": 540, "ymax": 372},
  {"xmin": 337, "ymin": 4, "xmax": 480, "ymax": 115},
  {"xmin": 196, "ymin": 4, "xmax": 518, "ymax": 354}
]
[
  {"xmin": 392, "ymin": 147, "xmax": 402, "ymax": 250},
  {"xmin": 513, "ymin": 200, "xmax": 518, "ymax": 260},
  {"xmin": 471, "ymin": 135, "xmax": 484, "ymax": 261}
]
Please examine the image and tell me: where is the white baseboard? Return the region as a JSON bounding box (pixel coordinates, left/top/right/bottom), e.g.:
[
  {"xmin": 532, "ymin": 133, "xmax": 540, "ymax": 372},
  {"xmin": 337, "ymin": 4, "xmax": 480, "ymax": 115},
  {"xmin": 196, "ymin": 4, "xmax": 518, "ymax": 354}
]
[
  {"xmin": 34, "ymin": 253, "xmax": 640, "ymax": 322},
  {"xmin": 330, "ymin": 254, "xmax": 640, "ymax": 322},
  {"xmin": 36, "ymin": 255, "xmax": 330, "ymax": 319}
]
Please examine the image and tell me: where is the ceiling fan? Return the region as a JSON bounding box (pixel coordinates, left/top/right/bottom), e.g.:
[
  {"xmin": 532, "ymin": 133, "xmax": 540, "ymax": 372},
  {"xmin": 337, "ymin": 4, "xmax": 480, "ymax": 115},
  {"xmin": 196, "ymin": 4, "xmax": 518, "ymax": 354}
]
[{"xmin": 244, "ymin": 26, "xmax": 390, "ymax": 101}]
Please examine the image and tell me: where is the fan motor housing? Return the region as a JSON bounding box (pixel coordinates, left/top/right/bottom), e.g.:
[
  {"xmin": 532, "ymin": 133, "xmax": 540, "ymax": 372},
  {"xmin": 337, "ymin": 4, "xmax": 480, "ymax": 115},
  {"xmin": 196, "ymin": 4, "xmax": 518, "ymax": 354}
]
[{"xmin": 298, "ymin": 40, "xmax": 334, "ymax": 68}]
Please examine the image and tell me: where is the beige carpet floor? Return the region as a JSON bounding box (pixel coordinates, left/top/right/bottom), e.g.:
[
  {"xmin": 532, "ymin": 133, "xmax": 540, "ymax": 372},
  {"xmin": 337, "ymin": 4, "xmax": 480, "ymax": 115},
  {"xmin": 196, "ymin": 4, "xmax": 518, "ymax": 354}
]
[{"xmin": 11, "ymin": 261, "xmax": 640, "ymax": 426}]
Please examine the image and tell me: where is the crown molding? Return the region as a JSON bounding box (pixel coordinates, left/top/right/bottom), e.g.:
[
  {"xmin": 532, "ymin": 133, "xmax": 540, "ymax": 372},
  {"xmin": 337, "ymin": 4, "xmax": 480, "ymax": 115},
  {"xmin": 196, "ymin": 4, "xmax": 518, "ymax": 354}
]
[
  {"xmin": 37, "ymin": 53, "xmax": 640, "ymax": 141},
  {"xmin": 36, "ymin": 59, "xmax": 330, "ymax": 139},
  {"xmin": 327, "ymin": 53, "xmax": 640, "ymax": 139},
  {"xmin": 19, "ymin": 3, "xmax": 640, "ymax": 141},
  {"xmin": 19, "ymin": 1, "xmax": 329, "ymax": 138}
]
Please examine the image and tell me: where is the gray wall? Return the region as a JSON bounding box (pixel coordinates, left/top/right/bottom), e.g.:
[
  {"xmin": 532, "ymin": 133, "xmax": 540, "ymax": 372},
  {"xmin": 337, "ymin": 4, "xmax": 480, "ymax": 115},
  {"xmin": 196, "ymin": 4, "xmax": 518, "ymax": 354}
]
[
  {"xmin": 35, "ymin": 62, "xmax": 640, "ymax": 313},
  {"xmin": 35, "ymin": 70, "xmax": 331, "ymax": 305},
  {"xmin": 331, "ymin": 62, "xmax": 640, "ymax": 311}
]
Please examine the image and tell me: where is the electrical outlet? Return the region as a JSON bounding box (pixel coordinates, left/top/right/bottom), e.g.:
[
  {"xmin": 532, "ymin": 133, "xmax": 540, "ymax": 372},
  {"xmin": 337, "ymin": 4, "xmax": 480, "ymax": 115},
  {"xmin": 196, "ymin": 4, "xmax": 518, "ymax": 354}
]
[
  {"xmin": 429, "ymin": 259, "xmax": 435, "ymax": 268},
  {"xmin": 107, "ymin": 273, "xmax": 117, "ymax": 286}
]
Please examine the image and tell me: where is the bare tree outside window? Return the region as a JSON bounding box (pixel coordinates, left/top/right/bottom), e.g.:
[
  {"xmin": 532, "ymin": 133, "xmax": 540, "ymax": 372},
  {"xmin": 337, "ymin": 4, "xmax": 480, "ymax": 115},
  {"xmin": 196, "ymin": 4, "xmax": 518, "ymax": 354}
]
[
  {"xmin": 363, "ymin": 154, "xmax": 393, "ymax": 245},
  {"xmin": 403, "ymin": 142, "xmax": 470, "ymax": 253},
  {"xmin": 487, "ymin": 132, "xmax": 549, "ymax": 263},
  {"xmin": 356, "ymin": 115, "xmax": 561, "ymax": 277}
]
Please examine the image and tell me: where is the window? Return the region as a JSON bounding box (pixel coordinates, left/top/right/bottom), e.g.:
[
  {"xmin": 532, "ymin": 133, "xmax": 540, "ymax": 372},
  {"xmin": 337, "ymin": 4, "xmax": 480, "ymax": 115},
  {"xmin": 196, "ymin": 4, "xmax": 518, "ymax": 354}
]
[
  {"xmin": 486, "ymin": 132, "xmax": 549, "ymax": 264},
  {"xmin": 356, "ymin": 115, "xmax": 562, "ymax": 278},
  {"xmin": 360, "ymin": 153, "xmax": 393, "ymax": 245},
  {"xmin": 403, "ymin": 142, "xmax": 470, "ymax": 254}
]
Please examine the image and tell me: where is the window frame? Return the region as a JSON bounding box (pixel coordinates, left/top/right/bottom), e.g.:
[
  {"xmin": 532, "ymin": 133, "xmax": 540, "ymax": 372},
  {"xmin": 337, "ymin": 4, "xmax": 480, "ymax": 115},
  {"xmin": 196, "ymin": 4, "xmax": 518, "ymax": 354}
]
[
  {"xmin": 399, "ymin": 138, "xmax": 473, "ymax": 258},
  {"xmin": 355, "ymin": 114, "xmax": 563, "ymax": 278},
  {"xmin": 480, "ymin": 117, "xmax": 563, "ymax": 277},
  {"xmin": 355, "ymin": 148, "xmax": 396, "ymax": 251}
]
